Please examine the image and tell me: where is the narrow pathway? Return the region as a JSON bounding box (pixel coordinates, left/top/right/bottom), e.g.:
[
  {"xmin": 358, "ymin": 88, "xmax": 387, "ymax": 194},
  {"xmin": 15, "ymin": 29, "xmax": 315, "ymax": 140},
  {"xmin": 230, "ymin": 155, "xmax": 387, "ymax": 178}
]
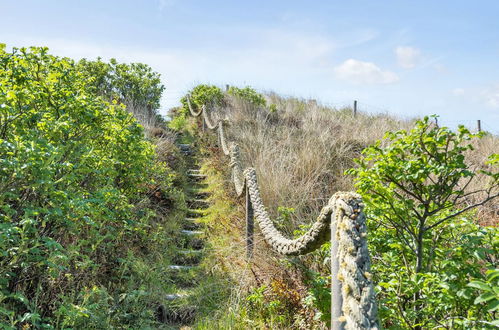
[{"xmin": 159, "ymin": 143, "xmax": 209, "ymax": 328}]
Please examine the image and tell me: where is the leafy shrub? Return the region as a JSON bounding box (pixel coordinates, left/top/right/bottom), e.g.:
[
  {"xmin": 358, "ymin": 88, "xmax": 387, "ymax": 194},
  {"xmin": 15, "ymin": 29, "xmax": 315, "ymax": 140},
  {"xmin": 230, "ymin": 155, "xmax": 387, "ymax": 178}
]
[
  {"xmin": 245, "ymin": 280, "xmax": 301, "ymax": 327},
  {"xmin": 78, "ymin": 57, "xmax": 164, "ymax": 111},
  {"xmin": 348, "ymin": 117, "xmax": 499, "ymax": 328},
  {"xmin": 468, "ymin": 268, "xmax": 499, "ymax": 321},
  {"xmin": 179, "ymin": 84, "xmax": 224, "ymax": 115},
  {"xmin": 228, "ymin": 86, "xmax": 266, "ymax": 107},
  {"xmin": 0, "ymin": 45, "xmax": 176, "ymax": 328}
]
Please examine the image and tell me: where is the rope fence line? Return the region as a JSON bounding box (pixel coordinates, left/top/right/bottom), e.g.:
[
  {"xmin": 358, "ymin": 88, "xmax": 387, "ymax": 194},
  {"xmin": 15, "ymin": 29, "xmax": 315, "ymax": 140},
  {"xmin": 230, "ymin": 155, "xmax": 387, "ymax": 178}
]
[{"xmin": 186, "ymin": 95, "xmax": 379, "ymax": 329}]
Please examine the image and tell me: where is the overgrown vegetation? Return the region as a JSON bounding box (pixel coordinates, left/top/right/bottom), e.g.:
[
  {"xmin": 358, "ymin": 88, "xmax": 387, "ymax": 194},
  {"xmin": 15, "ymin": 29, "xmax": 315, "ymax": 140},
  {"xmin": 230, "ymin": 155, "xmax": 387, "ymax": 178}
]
[
  {"xmin": 350, "ymin": 117, "xmax": 499, "ymax": 328},
  {"xmin": 3, "ymin": 43, "xmax": 497, "ymax": 328},
  {"xmin": 78, "ymin": 57, "xmax": 165, "ymax": 127},
  {"xmin": 0, "ymin": 46, "xmax": 186, "ymax": 328},
  {"xmin": 172, "ymin": 84, "xmax": 499, "ymax": 329}
]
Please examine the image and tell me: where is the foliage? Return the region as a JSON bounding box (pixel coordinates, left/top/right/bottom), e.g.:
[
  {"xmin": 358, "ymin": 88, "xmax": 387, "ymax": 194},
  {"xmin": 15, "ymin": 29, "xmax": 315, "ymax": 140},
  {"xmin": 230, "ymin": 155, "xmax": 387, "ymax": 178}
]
[
  {"xmin": 0, "ymin": 45, "xmax": 181, "ymax": 328},
  {"xmin": 179, "ymin": 84, "xmax": 224, "ymax": 116},
  {"xmin": 468, "ymin": 268, "xmax": 499, "ymax": 315},
  {"xmin": 78, "ymin": 57, "xmax": 165, "ymax": 122},
  {"xmin": 245, "ymin": 280, "xmax": 301, "ymax": 327},
  {"xmin": 348, "ymin": 117, "xmax": 499, "ymax": 327},
  {"xmin": 276, "ymin": 206, "xmax": 295, "ymax": 231},
  {"xmin": 303, "ymin": 271, "xmax": 331, "ymax": 324},
  {"xmin": 349, "ymin": 116, "xmax": 498, "ymax": 273},
  {"xmin": 371, "ymin": 218, "xmax": 498, "ymax": 328},
  {"xmin": 168, "ymin": 112, "xmax": 188, "ymax": 131},
  {"xmin": 228, "ymin": 86, "xmax": 266, "ymax": 107}
]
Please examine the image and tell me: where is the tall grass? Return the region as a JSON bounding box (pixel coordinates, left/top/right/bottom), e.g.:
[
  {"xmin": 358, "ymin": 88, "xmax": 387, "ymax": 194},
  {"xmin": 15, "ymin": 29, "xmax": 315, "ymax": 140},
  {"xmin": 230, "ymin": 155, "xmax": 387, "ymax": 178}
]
[
  {"xmin": 190, "ymin": 90, "xmax": 498, "ymax": 328},
  {"xmin": 212, "ymin": 93, "xmax": 498, "ymax": 229}
]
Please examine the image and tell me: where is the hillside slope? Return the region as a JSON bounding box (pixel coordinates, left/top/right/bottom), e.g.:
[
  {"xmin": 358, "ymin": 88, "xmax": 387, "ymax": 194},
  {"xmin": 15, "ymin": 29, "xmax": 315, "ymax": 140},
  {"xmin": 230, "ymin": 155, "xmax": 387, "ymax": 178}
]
[{"xmin": 170, "ymin": 85, "xmax": 498, "ymax": 329}]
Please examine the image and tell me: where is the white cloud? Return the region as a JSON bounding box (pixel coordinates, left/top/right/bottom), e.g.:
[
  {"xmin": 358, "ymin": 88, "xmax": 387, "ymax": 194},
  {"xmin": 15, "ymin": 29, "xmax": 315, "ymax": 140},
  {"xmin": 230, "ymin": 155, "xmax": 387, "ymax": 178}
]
[
  {"xmin": 334, "ymin": 59, "xmax": 399, "ymax": 84},
  {"xmin": 395, "ymin": 46, "xmax": 421, "ymax": 69},
  {"xmin": 481, "ymin": 85, "xmax": 499, "ymax": 108},
  {"xmin": 453, "ymin": 88, "xmax": 465, "ymax": 96}
]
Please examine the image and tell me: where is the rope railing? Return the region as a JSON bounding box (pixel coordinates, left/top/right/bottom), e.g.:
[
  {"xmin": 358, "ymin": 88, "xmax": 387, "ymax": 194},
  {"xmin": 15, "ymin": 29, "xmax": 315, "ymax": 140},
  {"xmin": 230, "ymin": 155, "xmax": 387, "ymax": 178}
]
[{"xmin": 186, "ymin": 95, "xmax": 379, "ymax": 329}]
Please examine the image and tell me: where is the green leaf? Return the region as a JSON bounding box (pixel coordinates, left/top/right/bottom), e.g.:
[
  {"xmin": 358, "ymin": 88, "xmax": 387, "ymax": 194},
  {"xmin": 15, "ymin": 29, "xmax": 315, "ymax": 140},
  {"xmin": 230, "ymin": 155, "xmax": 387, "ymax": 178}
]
[
  {"xmin": 486, "ymin": 299, "xmax": 499, "ymax": 312},
  {"xmin": 474, "ymin": 292, "xmax": 496, "ymax": 304},
  {"xmin": 468, "ymin": 280, "xmax": 491, "ymax": 291}
]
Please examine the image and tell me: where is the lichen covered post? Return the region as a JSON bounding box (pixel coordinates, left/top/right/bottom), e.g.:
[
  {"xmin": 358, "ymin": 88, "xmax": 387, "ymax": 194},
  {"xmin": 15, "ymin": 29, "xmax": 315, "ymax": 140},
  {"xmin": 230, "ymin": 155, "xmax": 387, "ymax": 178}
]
[
  {"xmin": 246, "ymin": 184, "xmax": 254, "ymax": 259},
  {"xmin": 331, "ymin": 210, "xmax": 344, "ymax": 330}
]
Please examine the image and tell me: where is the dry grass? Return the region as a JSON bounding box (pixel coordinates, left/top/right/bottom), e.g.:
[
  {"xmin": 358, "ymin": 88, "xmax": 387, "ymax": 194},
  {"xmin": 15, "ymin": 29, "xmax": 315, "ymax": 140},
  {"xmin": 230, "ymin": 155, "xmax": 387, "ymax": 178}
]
[
  {"xmin": 195, "ymin": 92, "xmax": 498, "ymax": 328},
  {"xmin": 212, "ymin": 93, "xmax": 413, "ymax": 234},
  {"xmin": 210, "ymin": 92, "xmax": 498, "ymax": 230}
]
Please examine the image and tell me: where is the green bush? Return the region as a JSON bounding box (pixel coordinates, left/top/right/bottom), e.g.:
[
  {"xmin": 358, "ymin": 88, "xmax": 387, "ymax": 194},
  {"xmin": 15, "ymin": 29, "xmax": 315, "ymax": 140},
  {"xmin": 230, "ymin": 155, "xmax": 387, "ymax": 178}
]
[
  {"xmin": 78, "ymin": 57, "xmax": 164, "ymax": 111},
  {"xmin": 180, "ymin": 84, "xmax": 224, "ymax": 115},
  {"xmin": 228, "ymin": 86, "xmax": 266, "ymax": 107},
  {"xmin": 348, "ymin": 117, "xmax": 499, "ymax": 328},
  {"xmin": 0, "ymin": 46, "xmax": 177, "ymax": 328}
]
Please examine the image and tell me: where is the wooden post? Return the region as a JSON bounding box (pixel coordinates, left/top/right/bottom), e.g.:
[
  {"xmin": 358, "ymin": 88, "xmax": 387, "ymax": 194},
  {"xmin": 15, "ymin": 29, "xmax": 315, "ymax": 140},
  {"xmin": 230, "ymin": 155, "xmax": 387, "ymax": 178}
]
[
  {"xmin": 353, "ymin": 100, "xmax": 357, "ymax": 117},
  {"xmin": 201, "ymin": 105, "xmax": 206, "ymax": 132},
  {"xmin": 331, "ymin": 212, "xmax": 344, "ymax": 329},
  {"xmin": 225, "ymin": 84, "xmax": 230, "ymax": 92},
  {"xmin": 477, "ymin": 120, "xmax": 481, "ymax": 132},
  {"xmin": 246, "ymin": 185, "xmax": 254, "ymax": 259},
  {"xmin": 435, "ymin": 117, "xmax": 439, "ymax": 128}
]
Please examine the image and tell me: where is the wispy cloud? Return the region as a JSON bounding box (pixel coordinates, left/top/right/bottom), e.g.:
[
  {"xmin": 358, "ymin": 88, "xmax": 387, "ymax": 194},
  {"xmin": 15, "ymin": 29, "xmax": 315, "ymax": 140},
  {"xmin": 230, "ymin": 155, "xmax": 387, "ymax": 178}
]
[
  {"xmin": 481, "ymin": 84, "xmax": 499, "ymax": 108},
  {"xmin": 395, "ymin": 46, "xmax": 421, "ymax": 69},
  {"xmin": 334, "ymin": 59, "xmax": 399, "ymax": 84},
  {"xmin": 2, "ymin": 29, "xmax": 341, "ymax": 110}
]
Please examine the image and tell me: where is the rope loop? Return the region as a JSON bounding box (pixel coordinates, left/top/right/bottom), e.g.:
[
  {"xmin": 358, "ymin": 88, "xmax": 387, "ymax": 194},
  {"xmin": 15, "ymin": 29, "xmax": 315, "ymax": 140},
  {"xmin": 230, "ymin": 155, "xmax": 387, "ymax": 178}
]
[{"xmin": 187, "ymin": 99, "xmax": 378, "ymax": 328}]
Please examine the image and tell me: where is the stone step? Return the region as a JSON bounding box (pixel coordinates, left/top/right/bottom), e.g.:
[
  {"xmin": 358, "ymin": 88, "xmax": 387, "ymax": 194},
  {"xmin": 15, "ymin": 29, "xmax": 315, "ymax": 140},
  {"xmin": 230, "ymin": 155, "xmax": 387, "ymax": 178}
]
[
  {"xmin": 188, "ymin": 173, "xmax": 207, "ymax": 179},
  {"xmin": 178, "ymin": 144, "xmax": 191, "ymax": 150},
  {"xmin": 188, "ymin": 198, "xmax": 208, "ymax": 204},
  {"xmin": 165, "ymin": 293, "xmax": 188, "ymax": 301},
  {"xmin": 183, "ymin": 221, "xmax": 201, "ymax": 231},
  {"xmin": 181, "ymin": 230, "xmax": 204, "ymax": 236},
  {"xmin": 187, "ymin": 199, "xmax": 209, "ymax": 209},
  {"xmin": 168, "ymin": 265, "xmax": 195, "ymax": 271},
  {"xmin": 186, "ymin": 209, "xmax": 203, "ymax": 217},
  {"xmin": 171, "ymin": 251, "xmax": 203, "ymax": 266}
]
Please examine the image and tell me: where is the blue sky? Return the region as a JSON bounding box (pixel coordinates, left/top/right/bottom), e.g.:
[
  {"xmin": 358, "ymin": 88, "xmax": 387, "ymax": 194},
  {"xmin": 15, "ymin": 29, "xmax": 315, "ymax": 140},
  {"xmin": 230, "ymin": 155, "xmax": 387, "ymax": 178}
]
[{"xmin": 1, "ymin": 1, "xmax": 498, "ymax": 133}]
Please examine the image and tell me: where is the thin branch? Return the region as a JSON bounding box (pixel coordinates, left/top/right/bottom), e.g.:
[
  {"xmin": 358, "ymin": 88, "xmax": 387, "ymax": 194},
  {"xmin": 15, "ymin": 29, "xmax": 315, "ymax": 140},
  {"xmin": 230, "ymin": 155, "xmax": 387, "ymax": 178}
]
[{"xmin": 425, "ymin": 192, "xmax": 499, "ymax": 230}]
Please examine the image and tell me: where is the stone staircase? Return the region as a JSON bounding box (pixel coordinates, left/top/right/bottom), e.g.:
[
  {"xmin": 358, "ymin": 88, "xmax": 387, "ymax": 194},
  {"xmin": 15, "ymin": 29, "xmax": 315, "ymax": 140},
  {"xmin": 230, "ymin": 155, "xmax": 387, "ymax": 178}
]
[{"xmin": 159, "ymin": 143, "xmax": 209, "ymax": 328}]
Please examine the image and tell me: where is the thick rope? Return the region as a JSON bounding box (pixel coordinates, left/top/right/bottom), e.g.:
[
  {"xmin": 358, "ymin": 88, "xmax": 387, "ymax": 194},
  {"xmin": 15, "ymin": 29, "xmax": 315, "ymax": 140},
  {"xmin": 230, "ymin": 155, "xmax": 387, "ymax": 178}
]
[
  {"xmin": 185, "ymin": 94, "xmax": 378, "ymax": 328},
  {"xmin": 335, "ymin": 194, "xmax": 379, "ymax": 329}
]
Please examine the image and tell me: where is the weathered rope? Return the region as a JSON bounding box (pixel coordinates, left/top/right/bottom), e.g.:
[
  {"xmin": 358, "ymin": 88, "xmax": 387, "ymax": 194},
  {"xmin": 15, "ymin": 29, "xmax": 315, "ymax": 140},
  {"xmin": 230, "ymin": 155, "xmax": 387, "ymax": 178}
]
[
  {"xmin": 186, "ymin": 94, "xmax": 378, "ymax": 328},
  {"xmin": 335, "ymin": 195, "xmax": 379, "ymax": 329}
]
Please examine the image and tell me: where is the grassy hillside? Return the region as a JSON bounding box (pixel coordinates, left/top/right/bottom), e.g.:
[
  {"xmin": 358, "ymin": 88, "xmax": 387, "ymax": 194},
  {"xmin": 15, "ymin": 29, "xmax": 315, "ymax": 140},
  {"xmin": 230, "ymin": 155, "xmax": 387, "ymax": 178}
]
[
  {"xmin": 171, "ymin": 85, "xmax": 498, "ymax": 329},
  {"xmin": 1, "ymin": 44, "xmax": 497, "ymax": 328}
]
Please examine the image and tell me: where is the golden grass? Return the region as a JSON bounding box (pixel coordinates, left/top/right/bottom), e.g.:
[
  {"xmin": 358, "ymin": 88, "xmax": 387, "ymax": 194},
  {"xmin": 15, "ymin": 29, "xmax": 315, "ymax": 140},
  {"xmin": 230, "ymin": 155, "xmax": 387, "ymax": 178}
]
[{"xmin": 211, "ymin": 92, "xmax": 498, "ymax": 228}]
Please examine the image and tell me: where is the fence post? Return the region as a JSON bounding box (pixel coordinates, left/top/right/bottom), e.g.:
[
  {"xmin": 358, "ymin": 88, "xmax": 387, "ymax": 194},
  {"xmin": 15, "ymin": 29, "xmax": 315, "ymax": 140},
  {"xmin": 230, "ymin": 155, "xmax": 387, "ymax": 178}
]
[
  {"xmin": 225, "ymin": 84, "xmax": 230, "ymax": 92},
  {"xmin": 435, "ymin": 117, "xmax": 439, "ymax": 128},
  {"xmin": 353, "ymin": 100, "xmax": 357, "ymax": 117},
  {"xmin": 246, "ymin": 185, "xmax": 254, "ymax": 259},
  {"xmin": 477, "ymin": 120, "xmax": 481, "ymax": 132},
  {"xmin": 331, "ymin": 212, "xmax": 344, "ymax": 329}
]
